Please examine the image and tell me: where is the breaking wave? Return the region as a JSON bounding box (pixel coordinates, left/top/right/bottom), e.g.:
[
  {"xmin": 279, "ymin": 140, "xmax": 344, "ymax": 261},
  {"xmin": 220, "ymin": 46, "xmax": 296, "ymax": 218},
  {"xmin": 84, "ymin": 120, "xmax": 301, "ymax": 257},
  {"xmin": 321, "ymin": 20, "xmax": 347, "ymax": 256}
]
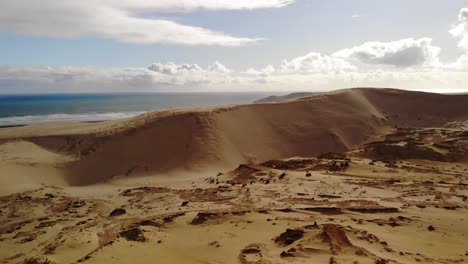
[{"xmin": 0, "ymin": 111, "xmax": 146, "ymax": 127}]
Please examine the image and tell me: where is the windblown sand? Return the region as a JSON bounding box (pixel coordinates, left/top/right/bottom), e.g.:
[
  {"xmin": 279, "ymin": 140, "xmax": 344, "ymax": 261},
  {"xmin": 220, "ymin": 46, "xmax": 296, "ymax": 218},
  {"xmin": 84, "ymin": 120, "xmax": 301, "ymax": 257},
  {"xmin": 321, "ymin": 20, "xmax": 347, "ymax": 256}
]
[{"xmin": 0, "ymin": 88, "xmax": 467, "ymax": 264}]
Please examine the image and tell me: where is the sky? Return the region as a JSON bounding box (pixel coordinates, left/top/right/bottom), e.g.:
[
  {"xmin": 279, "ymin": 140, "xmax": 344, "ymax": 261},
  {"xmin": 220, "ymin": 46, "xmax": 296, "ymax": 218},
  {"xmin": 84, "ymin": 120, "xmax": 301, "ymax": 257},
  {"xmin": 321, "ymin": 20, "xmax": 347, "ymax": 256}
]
[{"xmin": 0, "ymin": 0, "xmax": 468, "ymax": 93}]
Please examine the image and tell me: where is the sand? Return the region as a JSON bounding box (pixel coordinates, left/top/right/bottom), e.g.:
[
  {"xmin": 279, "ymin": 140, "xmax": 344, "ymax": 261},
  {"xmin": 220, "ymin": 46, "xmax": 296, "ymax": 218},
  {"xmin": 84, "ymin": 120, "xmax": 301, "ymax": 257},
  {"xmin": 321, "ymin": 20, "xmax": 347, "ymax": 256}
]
[{"xmin": 0, "ymin": 88, "xmax": 467, "ymax": 264}]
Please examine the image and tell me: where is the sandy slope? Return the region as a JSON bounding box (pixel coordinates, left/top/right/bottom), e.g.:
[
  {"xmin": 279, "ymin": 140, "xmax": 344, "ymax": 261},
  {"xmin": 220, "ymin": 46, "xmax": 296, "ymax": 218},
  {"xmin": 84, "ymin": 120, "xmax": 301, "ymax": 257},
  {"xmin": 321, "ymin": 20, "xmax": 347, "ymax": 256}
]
[
  {"xmin": 0, "ymin": 88, "xmax": 467, "ymax": 264},
  {"xmin": 0, "ymin": 128, "xmax": 467, "ymax": 263},
  {"xmin": 0, "ymin": 88, "xmax": 467, "ymax": 190},
  {"xmin": 253, "ymin": 92, "xmax": 322, "ymax": 103}
]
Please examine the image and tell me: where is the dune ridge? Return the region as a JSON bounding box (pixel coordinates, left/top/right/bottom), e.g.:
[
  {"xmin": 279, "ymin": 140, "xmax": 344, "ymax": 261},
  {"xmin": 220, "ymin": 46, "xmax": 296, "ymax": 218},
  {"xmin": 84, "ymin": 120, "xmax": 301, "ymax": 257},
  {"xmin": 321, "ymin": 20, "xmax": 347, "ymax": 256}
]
[{"xmin": 0, "ymin": 88, "xmax": 467, "ymax": 186}]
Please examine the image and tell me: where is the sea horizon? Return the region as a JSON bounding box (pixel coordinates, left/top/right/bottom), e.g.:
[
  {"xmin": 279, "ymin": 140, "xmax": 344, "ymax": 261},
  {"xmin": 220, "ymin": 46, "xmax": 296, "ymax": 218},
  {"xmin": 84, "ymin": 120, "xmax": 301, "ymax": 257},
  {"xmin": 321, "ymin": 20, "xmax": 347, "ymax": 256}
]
[{"xmin": 0, "ymin": 92, "xmax": 280, "ymax": 127}]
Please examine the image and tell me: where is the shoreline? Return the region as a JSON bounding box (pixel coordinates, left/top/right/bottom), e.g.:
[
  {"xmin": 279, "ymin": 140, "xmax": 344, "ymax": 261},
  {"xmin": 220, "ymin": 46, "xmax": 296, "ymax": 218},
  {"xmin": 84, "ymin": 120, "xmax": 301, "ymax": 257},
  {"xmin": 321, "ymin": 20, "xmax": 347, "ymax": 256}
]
[{"xmin": 0, "ymin": 120, "xmax": 107, "ymax": 129}]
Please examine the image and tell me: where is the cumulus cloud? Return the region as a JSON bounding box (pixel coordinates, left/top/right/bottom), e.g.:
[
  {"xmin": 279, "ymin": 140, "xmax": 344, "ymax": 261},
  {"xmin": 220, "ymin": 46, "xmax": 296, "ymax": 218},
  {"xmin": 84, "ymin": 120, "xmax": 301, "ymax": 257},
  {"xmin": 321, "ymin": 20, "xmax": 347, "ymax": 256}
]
[
  {"xmin": 0, "ymin": 0, "xmax": 294, "ymax": 46},
  {"xmin": 148, "ymin": 63, "xmax": 204, "ymax": 75},
  {"xmin": 147, "ymin": 61, "xmax": 234, "ymax": 85},
  {"xmin": 279, "ymin": 52, "xmax": 357, "ymax": 73},
  {"xmin": 208, "ymin": 61, "xmax": 232, "ymax": 74},
  {"xmin": 451, "ymin": 54, "xmax": 468, "ymax": 70},
  {"xmin": 333, "ymin": 38, "xmax": 441, "ymax": 68},
  {"xmin": 0, "ymin": 66, "xmax": 155, "ymax": 89},
  {"xmin": 243, "ymin": 65, "xmax": 276, "ymax": 83},
  {"xmin": 0, "ymin": 61, "xmax": 239, "ymax": 93},
  {"xmin": 1, "ymin": 59, "xmax": 468, "ymax": 93},
  {"xmin": 4, "ymin": 7, "xmax": 468, "ymax": 94},
  {"xmin": 450, "ymin": 8, "xmax": 468, "ymax": 50},
  {"xmin": 245, "ymin": 65, "xmax": 275, "ymax": 76},
  {"xmin": 147, "ymin": 61, "xmax": 232, "ymax": 77}
]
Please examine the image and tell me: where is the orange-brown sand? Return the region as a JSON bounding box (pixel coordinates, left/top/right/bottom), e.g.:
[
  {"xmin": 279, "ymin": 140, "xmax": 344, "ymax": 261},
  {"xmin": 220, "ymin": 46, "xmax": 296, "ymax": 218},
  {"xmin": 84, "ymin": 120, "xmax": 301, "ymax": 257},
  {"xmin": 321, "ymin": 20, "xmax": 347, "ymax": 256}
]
[{"xmin": 0, "ymin": 88, "xmax": 467, "ymax": 264}]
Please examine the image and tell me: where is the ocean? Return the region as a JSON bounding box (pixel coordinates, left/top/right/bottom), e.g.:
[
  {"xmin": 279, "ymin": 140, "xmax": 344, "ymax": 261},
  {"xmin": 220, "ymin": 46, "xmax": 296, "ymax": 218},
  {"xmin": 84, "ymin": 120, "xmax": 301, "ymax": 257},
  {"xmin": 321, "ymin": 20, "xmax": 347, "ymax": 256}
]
[{"xmin": 0, "ymin": 92, "xmax": 275, "ymax": 127}]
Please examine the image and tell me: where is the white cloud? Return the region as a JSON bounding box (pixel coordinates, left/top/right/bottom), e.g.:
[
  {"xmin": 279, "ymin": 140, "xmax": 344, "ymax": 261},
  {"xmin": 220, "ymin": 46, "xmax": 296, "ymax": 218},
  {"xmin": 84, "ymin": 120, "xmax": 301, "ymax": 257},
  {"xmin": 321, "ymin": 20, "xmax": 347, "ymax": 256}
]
[
  {"xmin": 451, "ymin": 54, "xmax": 468, "ymax": 70},
  {"xmin": 147, "ymin": 63, "xmax": 204, "ymax": 75},
  {"xmin": 108, "ymin": 0, "xmax": 295, "ymax": 12},
  {"xmin": 245, "ymin": 65, "xmax": 275, "ymax": 75},
  {"xmin": 0, "ymin": 61, "xmax": 239, "ymax": 93},
  {"xmin": 147, "ymin": 61, "xmax": 234, "ymax": 85},
  {"xmin": 4, "ymin": 6, "xmax": 468, "ymax": 94},
  {"xmin": 258, "ymin": 69, "xmax": 468, "ymax": 93},
  {"xmin": 351, "ymin": 14, "xmax": 361, "ymax": 19},
  {"xmin": 279, "ymin": 52, "xmax": 357, "ymax": 73},
  {"xmin": 0, "ymin": 66, "xmax": 156, "ymax": 88},
  {"xmin": 333, "ymin": 38, "xmax": 441, "ymax": 68},
  {"xmin": 1, "ymin": 58, "xmax": 468, "ymax": 93},
  {"xmin": 244, "ymin": 65, "xmax": 276, "ymax": 83},
  {"xmin": 208, "ymin": 61, "xmax": 232, "ymax": 74},
  {"xmin": 450, "ymin": 7, "xmax": 468, "ymax": 50},
  {"xmin": 0, "ymin": 0, "xmax": 294, "ymax": 46}
]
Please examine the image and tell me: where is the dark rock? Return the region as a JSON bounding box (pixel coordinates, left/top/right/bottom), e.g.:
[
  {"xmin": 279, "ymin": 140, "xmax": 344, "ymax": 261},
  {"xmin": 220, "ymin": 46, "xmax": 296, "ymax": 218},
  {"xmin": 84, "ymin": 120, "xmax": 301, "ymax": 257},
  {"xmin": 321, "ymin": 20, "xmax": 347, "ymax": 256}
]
[
  {"xmin": 190, "ymin": 212, "xmax": 218, "ymax": 225},
  {"xmin": 319, "ymin": 224, "xmax": 352, "ymax": 249},
  {"xmin": 304, "ymin": 221, "xmax": 319, "ymax": 229},
  {"xmin": 36, "ymin": 221, "xmax": 57, "ymax": 229},
  {"xmin": 163, "ymin": 217, "xmax": 173, "ymax": 223},
  {"xmin": 347, "ymin": 207, "xmax": 399, "ymax": 213},
  {"xmin": 275, "ymin": 228, "xmax": 304, "ymax": 246},
  {"xmin": 318, "ymin": 152, "xmax": 347, "ymax": 160},
  {"xmin": 302, "ymin": 207, "xmax": 343, "ymax": 215},
  {"xmin": 109, "ymin": 208, "xmax": 126, "ymax": 217},
  {"xmin": 76, "ymin": 221, "xmax": 87, "ymax": 226},
  {"xmin": 261, "ymin": 159, "xmax": 315, "ymax": 170},
  {"xmin": 375, "ymin": 259, "xmax": 388, "ymax": 264},
  {"xmin": 72, "ymin": 201, "xmax": 85, "ymax": 208},
  {"xmin": 280, "ymin": 248, "xmax": 296, "ymax": 257},
  {"xmin": 443, "ymin": 205, "xmax": 459, "ymax": 210},
  {"xmin": 241, "ymin": 245, "xmax": 261, "ymax": 254},
  {"xmin": 44, "ymin": 193, "xmax": 55, "ymax": 199},
  {"xmin": 119, "ymin": 228, "xmax": 146, "ymax": 242},
  {"xmin": 23, "ymin": 257, "xmax": 52, "ymax": 264},
  {"xmin": 19, "ymin": 235, "xmax": 37, "ymax": 244},
  {"xmin": 139, "ymin": 220, "xmax": 161, "ymax": 227},
  {"xmin": 355, "ymin": 249, "xmax": 367, "ymax": 256},
  {"xmin": 318, "ymin": 194, "xmax": 341, "ymax": 199}
]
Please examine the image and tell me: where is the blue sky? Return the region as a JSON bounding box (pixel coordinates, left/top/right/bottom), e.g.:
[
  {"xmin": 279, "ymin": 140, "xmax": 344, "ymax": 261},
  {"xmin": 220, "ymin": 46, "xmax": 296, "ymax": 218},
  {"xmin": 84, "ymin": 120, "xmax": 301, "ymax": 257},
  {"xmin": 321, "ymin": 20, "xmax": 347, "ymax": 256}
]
[{"xmin": 0, "ymin": 0, "xmax": 468, "ymax": 93}]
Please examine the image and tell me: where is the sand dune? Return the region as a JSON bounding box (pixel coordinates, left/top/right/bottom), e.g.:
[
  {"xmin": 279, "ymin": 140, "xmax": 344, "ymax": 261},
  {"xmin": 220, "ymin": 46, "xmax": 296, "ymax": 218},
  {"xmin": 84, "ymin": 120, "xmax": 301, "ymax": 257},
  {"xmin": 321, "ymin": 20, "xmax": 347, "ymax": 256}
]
[
  {"xmin": 1, "ymin": 126, "xmax": 467, "ymax": 263},
  {"xmin": 1, "ymin": 88, "xmax": 467, "ymax": 264},
  {"xmin": 0, "ymin": 88, "xmax": 467, "ymax": 188},
  {"xmin": 253, "ymin": 92, "xmax": 322, "ymax": 103}
]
